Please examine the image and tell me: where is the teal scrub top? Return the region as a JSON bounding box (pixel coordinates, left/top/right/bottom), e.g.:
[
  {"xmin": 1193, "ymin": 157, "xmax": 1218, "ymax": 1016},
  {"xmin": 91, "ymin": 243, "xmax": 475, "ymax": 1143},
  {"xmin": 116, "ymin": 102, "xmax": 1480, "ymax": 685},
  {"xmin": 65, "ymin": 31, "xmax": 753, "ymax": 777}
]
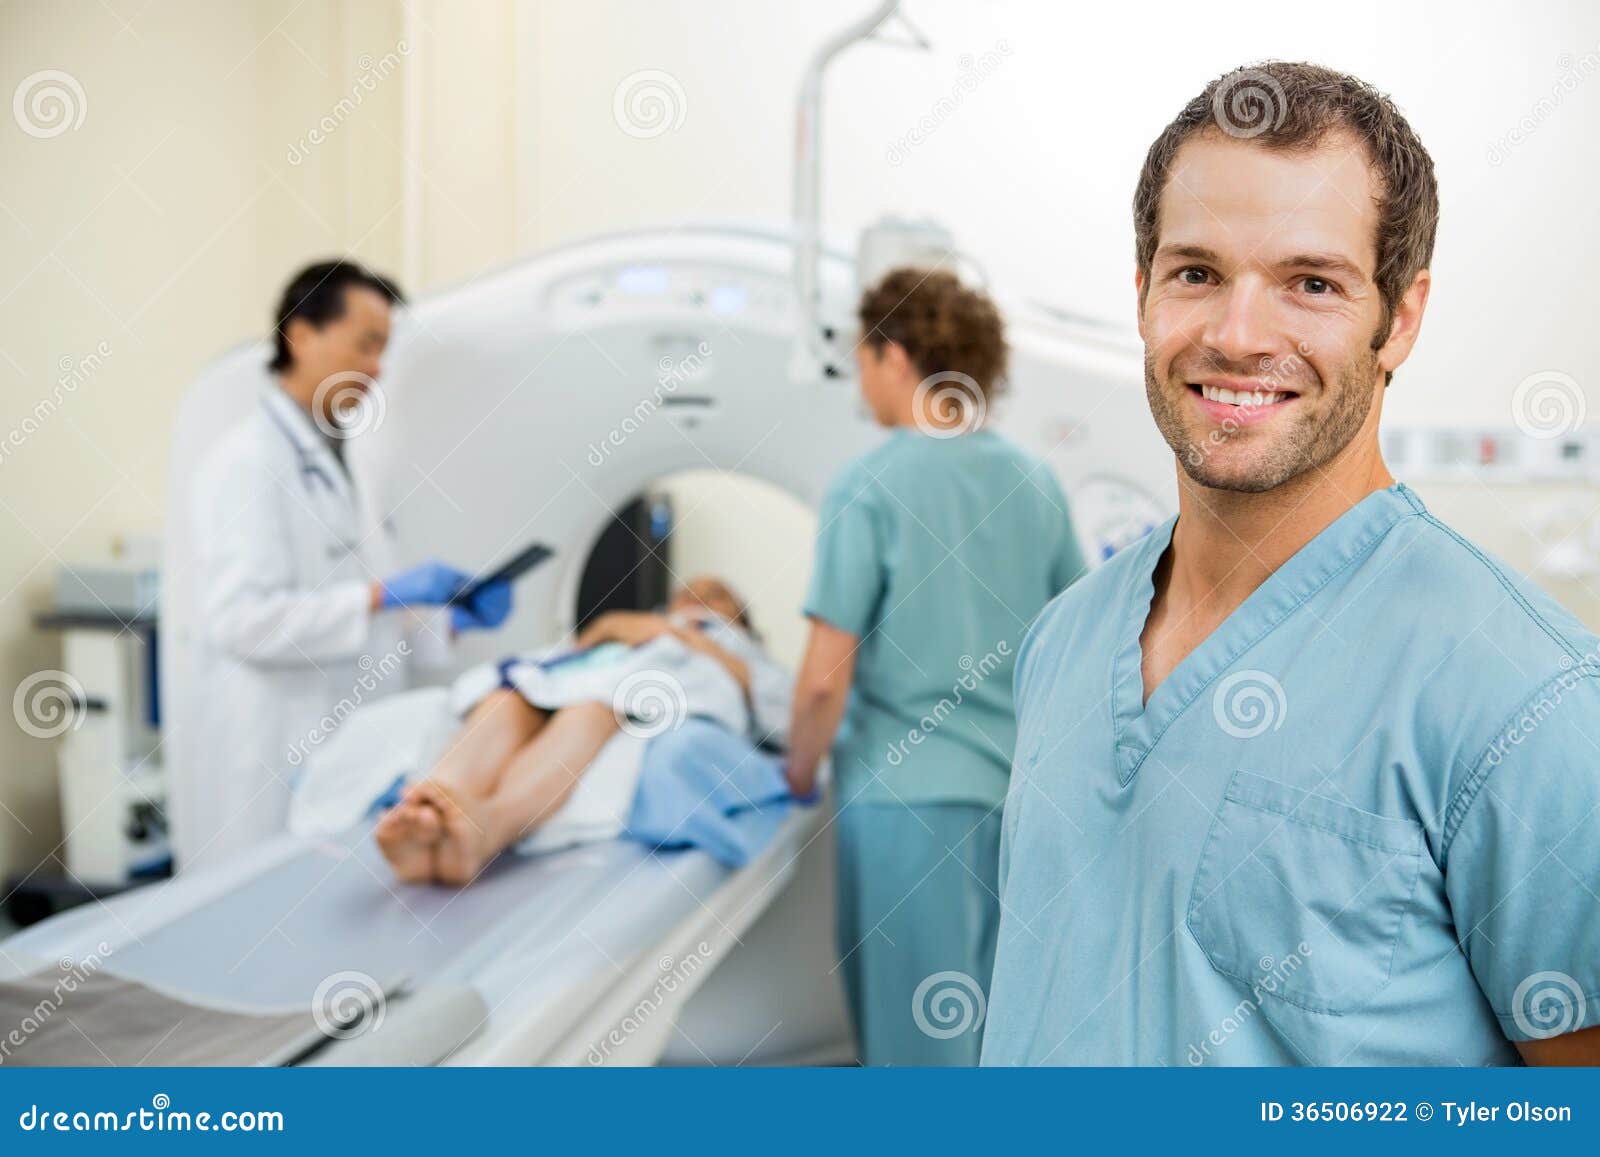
[
  {"xmin": 805, "ymin": 428, "xmax": 1086, "ymax": 809},
  {"xmin": 981, "ymin": 483, "xmax": 1600, "ymax": 1065}
]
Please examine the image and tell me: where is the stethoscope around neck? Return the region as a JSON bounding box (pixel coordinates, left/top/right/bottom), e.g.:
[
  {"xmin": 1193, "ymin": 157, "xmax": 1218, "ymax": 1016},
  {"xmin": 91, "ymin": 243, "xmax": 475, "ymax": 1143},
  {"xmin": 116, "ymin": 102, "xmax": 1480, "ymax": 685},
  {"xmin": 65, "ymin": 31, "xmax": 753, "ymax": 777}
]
[
  {"xmin": 263, "ymin": 394, "xmax": 398, "ymax": 543},
  {"xmin": 264, "ymin": 395, "xmax": 345, "ymax": 496}
]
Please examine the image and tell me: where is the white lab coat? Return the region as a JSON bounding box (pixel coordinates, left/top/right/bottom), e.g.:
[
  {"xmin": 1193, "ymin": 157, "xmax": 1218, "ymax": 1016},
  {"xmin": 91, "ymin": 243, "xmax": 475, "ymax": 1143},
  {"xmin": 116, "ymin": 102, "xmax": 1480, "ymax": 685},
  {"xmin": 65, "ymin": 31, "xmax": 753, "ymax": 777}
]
[{"xmin": 168, "ymin": 385, "xmax": 448, "ymax": 873}]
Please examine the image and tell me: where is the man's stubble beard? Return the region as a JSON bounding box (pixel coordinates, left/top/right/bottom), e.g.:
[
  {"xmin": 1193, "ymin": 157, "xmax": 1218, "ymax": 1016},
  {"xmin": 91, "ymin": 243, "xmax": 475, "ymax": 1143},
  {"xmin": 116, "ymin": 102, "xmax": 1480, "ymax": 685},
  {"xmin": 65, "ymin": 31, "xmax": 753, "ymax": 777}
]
[{"xmin": 1143, "ymin": 346, "xmax": 1381, "ymax": 494}]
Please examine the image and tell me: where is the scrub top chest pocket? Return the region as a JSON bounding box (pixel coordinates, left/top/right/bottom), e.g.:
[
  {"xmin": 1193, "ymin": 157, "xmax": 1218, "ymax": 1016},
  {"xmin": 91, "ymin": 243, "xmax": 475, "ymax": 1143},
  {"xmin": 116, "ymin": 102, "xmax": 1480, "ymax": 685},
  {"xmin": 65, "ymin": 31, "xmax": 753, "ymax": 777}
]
[{"xmin": 1186, "ymin": 770, "xmax": 1425, "ymax": 1015}]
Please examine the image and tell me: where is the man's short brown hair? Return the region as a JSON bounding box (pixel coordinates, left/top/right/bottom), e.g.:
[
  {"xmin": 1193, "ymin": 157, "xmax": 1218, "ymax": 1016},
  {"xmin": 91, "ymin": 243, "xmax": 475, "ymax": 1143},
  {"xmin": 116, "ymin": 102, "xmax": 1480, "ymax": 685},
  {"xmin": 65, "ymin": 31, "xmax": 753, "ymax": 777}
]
[
  {"xmin": 857, "ymin": 268, "xmax": 1009, "ymax": 398},
  {"xmin": 1133, "ymin": 62, "xmax": 1439, "ymax": 359}
]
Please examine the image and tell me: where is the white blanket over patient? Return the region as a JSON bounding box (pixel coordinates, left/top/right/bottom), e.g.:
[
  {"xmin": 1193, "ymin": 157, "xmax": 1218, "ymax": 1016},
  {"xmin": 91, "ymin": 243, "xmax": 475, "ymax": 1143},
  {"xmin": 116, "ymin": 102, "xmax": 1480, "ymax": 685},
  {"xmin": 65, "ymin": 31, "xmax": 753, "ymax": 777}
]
[{"xmin": 289, "ymin": 625, "xmax": 777, "ymax": 854}]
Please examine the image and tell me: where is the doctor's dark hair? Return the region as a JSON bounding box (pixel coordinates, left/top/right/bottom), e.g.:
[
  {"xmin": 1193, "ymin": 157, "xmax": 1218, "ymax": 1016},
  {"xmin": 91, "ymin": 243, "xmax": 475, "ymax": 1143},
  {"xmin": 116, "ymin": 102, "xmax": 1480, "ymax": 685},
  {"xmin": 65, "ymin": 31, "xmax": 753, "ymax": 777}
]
[
  {"xmin": 857, "ymin": 268, "xmax": 1008, "ymax": 400},
  {"xmin": 268, "ymin": 260, "xmax": 405, "ymax": 373},
  {"xmin": 1133, "ymin": 62, "xmax": 1438, "ymax": 383}
]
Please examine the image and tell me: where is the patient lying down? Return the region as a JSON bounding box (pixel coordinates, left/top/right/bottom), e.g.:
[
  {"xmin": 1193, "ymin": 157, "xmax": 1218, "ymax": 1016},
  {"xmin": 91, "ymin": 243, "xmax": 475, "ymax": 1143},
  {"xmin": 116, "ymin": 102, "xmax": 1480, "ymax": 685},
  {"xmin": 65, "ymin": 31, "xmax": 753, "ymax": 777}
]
[{"xmin": 375, "ymin": 577, "xmax": 789, "ymax": 886}]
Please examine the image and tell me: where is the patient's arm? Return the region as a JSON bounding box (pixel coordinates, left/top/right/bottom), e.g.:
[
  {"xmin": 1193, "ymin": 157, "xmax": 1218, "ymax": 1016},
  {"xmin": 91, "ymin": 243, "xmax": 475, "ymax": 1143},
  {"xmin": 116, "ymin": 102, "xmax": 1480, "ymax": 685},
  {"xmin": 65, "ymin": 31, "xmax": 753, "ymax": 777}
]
[
  {"xmin": 666, "ymin": 624, "xmax": 751, "ymax": 694},
  {"xmin": 576, "ymin": 611, "xmax": 751, "ymax": 693},
  {"xmin": 575, "ymin": 610, "xmax": 672, "ymax": 649},
  {"xmin": 784, "ymin": 617, "xmax": 857, "ymax": 797}
]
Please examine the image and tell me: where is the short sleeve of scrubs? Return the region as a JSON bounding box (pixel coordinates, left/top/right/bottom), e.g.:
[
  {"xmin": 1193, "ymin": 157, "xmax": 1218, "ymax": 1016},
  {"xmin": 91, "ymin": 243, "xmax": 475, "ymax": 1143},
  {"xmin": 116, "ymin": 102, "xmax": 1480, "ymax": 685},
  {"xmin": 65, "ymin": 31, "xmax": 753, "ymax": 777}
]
[
  {"xmin": 1446, "ymin": 669, "xmax": 1600, "ymax": 1041},
  {"xmin": 803, "ymin": 467, "xmax": 885, "ymax": 639}
]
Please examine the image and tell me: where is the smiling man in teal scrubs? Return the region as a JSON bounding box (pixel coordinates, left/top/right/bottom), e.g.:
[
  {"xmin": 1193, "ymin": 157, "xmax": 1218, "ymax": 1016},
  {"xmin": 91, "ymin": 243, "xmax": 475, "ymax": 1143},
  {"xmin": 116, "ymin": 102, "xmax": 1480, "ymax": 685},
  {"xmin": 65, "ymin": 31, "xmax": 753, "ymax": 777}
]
[{"xmin": 981, "ymin": 62, "xmax": 1600, "ymax": 1066}]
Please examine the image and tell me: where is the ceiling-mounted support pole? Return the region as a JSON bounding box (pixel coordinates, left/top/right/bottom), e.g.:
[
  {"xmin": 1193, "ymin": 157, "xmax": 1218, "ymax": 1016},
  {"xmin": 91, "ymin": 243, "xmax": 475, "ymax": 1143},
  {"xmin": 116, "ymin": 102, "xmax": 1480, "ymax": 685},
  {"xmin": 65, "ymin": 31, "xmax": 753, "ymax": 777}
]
[{"xmin": 791, "ymin": 0, "xmax": 903, "ymax": 380}]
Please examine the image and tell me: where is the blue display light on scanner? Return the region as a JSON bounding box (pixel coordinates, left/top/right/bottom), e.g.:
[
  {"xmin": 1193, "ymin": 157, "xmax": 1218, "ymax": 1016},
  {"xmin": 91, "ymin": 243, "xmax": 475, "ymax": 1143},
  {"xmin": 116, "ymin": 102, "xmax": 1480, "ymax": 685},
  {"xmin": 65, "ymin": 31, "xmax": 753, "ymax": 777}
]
[
  {"xmin": 616, "ymin": 266, "xmax": 669, "ymax": 294},
  {"xmin": 709, "ymin": 285, "xmax": 748, "ymax": 314}
]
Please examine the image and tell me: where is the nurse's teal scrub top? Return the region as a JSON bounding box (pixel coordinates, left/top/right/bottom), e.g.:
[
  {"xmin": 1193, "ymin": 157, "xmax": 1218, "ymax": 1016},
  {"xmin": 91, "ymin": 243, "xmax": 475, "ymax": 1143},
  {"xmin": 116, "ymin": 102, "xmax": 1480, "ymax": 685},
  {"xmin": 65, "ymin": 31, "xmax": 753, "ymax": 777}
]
[
  {"xmin": 982, "ymin": 484, "xmax": 1600, "ymax": 1066},
  {"xmin": 804, "ymin": 428, "xmax": 1086, "ymax": 808}
]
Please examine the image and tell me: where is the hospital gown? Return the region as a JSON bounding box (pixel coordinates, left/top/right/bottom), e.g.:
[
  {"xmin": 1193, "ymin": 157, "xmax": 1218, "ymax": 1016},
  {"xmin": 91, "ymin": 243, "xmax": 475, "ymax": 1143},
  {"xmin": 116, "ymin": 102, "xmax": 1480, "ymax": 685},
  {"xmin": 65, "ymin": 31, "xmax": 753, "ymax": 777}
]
[{"xmin": 982, "ymin": 483, "xmax": 1600, "ymax": 1065}]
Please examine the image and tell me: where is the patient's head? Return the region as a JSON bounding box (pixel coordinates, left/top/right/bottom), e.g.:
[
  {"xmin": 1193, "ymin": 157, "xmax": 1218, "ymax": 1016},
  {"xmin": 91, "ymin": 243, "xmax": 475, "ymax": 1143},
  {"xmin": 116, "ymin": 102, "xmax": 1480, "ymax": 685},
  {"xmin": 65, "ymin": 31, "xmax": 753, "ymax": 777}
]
[{"xmin": 669, "ymin": 576, "xmax": 754, "ymax": 633}]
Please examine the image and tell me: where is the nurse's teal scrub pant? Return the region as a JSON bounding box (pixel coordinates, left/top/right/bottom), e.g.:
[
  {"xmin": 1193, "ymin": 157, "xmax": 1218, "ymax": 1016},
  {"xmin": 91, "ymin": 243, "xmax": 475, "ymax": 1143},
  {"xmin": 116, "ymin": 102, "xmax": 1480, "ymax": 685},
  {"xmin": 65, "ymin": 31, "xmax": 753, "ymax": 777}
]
[{"xmin": 834, "ymin": 801, "xmax": 1002, "ymax": 1066}]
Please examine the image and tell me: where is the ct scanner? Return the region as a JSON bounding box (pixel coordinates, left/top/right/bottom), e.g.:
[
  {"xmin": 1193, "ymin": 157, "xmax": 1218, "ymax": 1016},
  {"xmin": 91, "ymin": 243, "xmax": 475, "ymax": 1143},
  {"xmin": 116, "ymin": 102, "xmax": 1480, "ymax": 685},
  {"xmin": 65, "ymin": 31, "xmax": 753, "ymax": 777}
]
[{"xmin": 0, "ymin": 0, "xmax": 1177, "ymax": 1066}]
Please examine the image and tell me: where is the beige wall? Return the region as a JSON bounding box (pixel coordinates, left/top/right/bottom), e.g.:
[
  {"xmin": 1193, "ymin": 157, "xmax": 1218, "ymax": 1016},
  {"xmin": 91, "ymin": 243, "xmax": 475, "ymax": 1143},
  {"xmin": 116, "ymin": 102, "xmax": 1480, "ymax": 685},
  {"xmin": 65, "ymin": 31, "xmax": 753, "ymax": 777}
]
[{"xmin": 0, "ymin": 0, "xmax": 415, "ymax": 873}]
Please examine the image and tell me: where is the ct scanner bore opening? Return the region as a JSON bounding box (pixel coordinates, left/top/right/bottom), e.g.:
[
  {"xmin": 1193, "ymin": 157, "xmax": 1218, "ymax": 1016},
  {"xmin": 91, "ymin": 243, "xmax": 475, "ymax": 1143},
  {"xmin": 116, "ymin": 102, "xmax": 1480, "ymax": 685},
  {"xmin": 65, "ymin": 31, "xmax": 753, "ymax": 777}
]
[{"xmin": 572, "ymin": 469, "xmax": 818, "ymax": 668}]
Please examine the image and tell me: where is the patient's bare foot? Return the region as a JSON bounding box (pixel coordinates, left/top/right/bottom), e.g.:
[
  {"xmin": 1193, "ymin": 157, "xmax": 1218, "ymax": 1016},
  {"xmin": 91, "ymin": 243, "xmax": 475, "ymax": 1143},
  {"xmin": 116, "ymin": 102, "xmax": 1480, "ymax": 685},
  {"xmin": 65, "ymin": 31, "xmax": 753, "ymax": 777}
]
[
  {"xmin": 374, "ymin": 787, "xmax": 444, "ymax": 883},
  {"xmin": 395, "ymin": 782, "xmax": 444, "ymax": 841},
  {"xmin": 421, "ymin": 781, "xmax": 502, "ymax": 887}
]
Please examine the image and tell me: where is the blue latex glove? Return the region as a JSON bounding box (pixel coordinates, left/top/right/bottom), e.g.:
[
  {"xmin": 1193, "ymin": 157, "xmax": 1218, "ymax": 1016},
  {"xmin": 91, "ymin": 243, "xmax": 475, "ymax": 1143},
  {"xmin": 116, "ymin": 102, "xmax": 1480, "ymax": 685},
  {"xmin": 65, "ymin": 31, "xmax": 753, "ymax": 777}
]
[
  {"xmin": 450, "ymin": 578, "xmax": 512, "ymax": 633},
  {"xmin": 380, "ymin": 560, "xmax": 469, "ymax": 609}
]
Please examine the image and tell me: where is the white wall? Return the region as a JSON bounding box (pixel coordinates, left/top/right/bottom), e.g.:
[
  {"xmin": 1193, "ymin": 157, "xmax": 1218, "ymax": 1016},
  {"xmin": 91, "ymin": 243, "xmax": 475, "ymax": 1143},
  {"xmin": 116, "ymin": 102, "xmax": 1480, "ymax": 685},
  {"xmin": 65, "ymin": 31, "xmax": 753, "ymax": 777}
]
[
  {"xmin": 3, "ymin": 0, "xmax": 1597, "ymax": 874},
  {"xmin": 515, "ymin": 0, "xmax": 1600, "ymax": 428}
]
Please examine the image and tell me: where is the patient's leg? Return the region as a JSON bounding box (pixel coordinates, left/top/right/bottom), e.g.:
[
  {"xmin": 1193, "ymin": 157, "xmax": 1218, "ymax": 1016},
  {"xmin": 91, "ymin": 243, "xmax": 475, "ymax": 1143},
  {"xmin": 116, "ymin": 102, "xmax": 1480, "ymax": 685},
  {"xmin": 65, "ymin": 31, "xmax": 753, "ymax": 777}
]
[
  {"xmin": 428, "ymin": 700, "xmax": 620, "ymax": 886},
  {"xmin": 375, "ymin": 689, "xmax": 547, "ymax": 880},
  {"xmin": 431, "ymin": 688, "xmax": 551, "ymax": 798}
]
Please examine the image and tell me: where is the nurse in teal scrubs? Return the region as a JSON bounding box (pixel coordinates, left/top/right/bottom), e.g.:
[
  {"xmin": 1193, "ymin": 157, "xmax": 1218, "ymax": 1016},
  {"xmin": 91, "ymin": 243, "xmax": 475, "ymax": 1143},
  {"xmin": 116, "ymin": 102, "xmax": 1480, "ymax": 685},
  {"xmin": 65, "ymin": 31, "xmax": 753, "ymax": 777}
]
[{"xmin": 784, "ymin": 268, "xmax": 1086, "ymax": 1066}]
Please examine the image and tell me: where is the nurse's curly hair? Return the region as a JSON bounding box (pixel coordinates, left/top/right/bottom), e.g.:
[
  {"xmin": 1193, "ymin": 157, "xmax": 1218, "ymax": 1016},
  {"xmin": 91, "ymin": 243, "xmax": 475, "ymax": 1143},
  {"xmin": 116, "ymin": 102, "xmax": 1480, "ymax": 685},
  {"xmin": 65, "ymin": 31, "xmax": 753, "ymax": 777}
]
[{"xmin": 857, "ymin": 268, "xmax": 1008, "ymax": 400}]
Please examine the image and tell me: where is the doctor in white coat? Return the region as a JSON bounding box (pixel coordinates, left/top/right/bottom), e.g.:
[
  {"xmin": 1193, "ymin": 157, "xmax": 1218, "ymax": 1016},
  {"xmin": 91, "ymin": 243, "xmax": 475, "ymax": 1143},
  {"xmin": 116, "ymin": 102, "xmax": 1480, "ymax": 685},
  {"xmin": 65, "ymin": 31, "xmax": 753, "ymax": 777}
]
[{"xmin": 170, "ymin": 260, "xmax": 511, "ymax": 873}]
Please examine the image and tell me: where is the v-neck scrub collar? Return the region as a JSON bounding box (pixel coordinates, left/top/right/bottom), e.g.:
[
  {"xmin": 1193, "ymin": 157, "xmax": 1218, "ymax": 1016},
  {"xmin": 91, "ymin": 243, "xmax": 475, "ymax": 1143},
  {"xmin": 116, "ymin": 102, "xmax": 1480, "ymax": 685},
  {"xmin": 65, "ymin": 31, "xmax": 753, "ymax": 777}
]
[{"xmin": 1110, "ymin": 484, "xmax": 1423, "ymax": 785}]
